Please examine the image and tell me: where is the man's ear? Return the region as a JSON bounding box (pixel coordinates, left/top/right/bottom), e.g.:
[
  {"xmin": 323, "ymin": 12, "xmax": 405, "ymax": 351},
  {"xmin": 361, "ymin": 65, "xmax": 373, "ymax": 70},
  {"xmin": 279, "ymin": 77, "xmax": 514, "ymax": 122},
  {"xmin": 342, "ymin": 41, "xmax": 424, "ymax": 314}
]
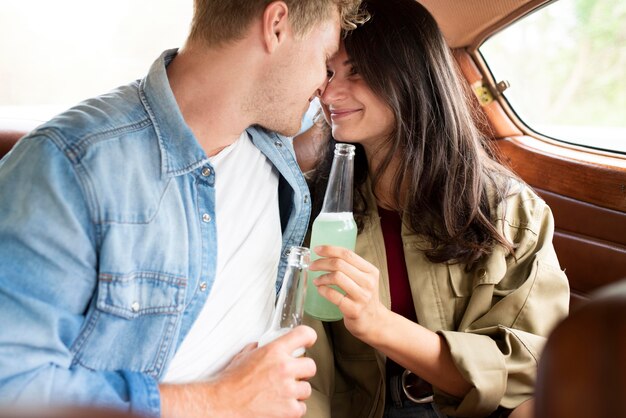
[{"xmin": 262, "ymin": 1, "xmax": 290, "ymax": 53}]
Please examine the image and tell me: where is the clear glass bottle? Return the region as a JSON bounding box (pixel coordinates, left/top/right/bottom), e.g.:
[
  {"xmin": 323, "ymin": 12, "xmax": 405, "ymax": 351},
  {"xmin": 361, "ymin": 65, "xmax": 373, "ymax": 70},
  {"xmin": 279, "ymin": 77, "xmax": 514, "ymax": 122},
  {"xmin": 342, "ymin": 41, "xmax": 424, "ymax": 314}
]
[
  {"xmin": 304, "ymin": 143, "xmax": 357, "ymax": 321},
  {"xmin": 258, "ymin": 246, "xmax": 310, "ymax": 356}
]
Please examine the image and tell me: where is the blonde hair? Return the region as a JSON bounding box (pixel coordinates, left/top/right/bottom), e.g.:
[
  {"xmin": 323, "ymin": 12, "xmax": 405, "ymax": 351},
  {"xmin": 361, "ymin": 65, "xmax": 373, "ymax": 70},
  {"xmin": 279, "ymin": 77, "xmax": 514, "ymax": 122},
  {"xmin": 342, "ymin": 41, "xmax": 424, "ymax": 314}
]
[{"xmin": 188, "ymin": 0, "xmax": 367, "ymax": 45}]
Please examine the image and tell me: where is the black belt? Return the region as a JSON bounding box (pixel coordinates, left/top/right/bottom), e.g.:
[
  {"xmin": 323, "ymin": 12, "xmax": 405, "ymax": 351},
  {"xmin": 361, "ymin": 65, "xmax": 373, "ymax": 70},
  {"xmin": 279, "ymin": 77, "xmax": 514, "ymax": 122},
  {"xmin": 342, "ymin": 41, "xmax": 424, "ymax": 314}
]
[{"xmin": 387, "ymin": 369, "xmax": 434, "ymax": 406}]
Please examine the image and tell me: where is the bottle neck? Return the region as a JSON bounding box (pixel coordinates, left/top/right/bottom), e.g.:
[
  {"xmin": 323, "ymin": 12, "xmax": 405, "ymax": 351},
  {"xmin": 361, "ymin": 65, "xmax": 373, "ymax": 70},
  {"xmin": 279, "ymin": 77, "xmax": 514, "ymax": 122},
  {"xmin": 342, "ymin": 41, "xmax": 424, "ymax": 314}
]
[
  {"xmin": 269, "ymin": 246, "xmax": 310, "ymax": 331},
  {"xmin": 321, "ymin": 153, "xmax": 354, "ymax": 214}
]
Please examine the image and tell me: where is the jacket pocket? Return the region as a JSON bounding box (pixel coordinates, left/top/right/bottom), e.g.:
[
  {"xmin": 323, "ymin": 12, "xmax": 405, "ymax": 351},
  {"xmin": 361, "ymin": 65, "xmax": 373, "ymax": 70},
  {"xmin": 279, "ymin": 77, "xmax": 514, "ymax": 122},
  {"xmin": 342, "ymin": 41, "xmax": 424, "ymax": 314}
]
[
  {"xmin": 71, "ymin": 271, "xmax": 187, "ymax": 375},
  {"xmin": 97, "ymin": 271, "xmax": 186, "ymax": 319},
  {"xmin": 448, "ymin": 263, "xmax": 471, "ymax": 298}
]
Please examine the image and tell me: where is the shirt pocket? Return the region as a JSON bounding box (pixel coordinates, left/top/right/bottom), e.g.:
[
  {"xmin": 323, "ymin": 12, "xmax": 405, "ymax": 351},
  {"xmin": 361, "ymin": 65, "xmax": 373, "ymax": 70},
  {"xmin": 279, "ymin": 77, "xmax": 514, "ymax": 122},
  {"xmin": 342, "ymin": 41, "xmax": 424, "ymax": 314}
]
[
  {"xmin": 447, "ymin": 253, "xmax": 508, "ymax": 329},
  {"xmin": 71, "ymin": 271, "xmax": 187, "ymax": 376},
  {"xmin": 97, "ymin": 271, "xmax": 186, "ymax": 319},
  {"xmin": 448, "ymin": 263, "xmax": 472, "ymax": 327},
  {"xmin": 448, "ymin": 263, "xmax": 472, "ymax": 298}
]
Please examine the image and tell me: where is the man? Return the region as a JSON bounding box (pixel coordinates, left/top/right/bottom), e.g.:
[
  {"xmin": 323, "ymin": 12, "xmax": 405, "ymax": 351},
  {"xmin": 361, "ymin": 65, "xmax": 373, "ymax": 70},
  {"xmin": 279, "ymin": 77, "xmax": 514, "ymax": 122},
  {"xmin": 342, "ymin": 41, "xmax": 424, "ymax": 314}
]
[{"xmin": 0, "ymin": 1, "xmax": 363, "ymax": 417}]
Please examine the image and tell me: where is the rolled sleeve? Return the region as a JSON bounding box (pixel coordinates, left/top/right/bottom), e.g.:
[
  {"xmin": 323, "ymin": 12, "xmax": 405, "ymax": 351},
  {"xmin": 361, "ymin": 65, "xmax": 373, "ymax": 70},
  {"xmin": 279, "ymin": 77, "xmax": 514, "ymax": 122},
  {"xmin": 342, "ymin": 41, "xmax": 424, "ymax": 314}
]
[
  {"xmin": 437, "ymin": 324, "xmax": 548, "ymax": 416},
  {"xmin": 437, "ymin": 330, "xmax": 507, "ymax": 416}
]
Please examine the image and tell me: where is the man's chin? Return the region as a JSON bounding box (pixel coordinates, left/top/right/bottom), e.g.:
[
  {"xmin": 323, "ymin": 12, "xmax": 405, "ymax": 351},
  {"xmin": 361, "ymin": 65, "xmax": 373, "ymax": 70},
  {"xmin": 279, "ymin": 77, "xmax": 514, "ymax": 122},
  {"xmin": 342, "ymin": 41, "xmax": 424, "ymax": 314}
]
[{"xmin": 258, "ymin": 122, "xmax": 301, "ymax": 138}]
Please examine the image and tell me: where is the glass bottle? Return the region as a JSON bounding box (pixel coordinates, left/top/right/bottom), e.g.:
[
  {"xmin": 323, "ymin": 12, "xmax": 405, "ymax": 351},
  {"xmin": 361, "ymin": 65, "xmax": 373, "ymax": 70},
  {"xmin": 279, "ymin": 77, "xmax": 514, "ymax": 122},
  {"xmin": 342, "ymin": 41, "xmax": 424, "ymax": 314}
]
[
  {"xmin": 258, "ymin": 246, "xmax": 310, "ymax": 357},
  {"xmin": 304, "ymin": 143, "xmax": 357, "ymax": 321}
]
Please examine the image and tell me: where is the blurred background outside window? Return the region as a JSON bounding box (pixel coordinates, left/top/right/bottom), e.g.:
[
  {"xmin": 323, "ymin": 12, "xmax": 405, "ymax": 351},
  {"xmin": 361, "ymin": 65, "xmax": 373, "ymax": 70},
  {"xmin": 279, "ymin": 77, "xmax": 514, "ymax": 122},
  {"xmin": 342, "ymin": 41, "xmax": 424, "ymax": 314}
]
[{"xmin": 480, "ymin": 0, "xmax": 626, "ymax": 154}]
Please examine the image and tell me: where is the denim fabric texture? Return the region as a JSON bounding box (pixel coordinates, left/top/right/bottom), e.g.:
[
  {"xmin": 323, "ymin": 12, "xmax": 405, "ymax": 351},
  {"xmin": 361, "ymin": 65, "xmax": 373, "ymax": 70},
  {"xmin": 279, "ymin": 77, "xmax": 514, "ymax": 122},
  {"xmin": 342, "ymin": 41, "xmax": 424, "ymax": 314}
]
[{"xmin": 0, "ymin": 49, "xmax": 311, "ymax": 417}]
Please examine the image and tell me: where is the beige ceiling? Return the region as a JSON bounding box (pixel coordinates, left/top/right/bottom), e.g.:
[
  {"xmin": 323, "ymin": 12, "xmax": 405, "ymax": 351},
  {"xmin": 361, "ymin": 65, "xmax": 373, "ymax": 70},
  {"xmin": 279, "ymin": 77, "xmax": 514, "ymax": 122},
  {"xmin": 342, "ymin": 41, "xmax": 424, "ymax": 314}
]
[{"xmin": 418, "ymin": 0, "xmax": 551, "ymax": 49}]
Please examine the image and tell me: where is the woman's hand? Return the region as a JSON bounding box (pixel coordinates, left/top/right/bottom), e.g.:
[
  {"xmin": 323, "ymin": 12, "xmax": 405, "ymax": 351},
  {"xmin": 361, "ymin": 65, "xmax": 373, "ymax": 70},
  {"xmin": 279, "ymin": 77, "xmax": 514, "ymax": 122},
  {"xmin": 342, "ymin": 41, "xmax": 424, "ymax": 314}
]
[
  {"xmin": 310, "ymin": 248, "xmax": 473, "ymax": 399},
  {"xmin": 309, "ymin": 245, "xmax": 387, "ymax": 341}
]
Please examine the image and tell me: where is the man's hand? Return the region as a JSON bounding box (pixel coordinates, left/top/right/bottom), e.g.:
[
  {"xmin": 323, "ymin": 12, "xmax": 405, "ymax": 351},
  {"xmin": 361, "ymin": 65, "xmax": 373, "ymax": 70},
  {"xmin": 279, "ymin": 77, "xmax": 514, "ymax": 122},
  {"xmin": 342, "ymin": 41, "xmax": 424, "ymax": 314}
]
[{"xmin": 159, "ymin": 325, "xmax": 317, "ymax": 418}]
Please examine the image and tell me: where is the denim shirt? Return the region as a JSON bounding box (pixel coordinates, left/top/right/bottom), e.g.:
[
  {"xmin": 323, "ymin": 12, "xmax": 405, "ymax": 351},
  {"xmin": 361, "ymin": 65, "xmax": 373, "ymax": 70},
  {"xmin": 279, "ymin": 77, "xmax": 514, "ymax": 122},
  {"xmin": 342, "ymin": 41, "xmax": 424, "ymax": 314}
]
[{"xmin": 0, "ymin": 49, "xmax": 311, "ymax": 417}]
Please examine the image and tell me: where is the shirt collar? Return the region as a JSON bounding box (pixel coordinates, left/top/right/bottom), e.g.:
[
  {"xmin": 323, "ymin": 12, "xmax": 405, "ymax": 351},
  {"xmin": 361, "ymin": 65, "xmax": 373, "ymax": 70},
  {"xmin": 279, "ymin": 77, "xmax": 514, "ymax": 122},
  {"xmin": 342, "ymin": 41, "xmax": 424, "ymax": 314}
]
[{"xmin": 139, "ymin": 49, "xmax": 210, "ymax": 177}]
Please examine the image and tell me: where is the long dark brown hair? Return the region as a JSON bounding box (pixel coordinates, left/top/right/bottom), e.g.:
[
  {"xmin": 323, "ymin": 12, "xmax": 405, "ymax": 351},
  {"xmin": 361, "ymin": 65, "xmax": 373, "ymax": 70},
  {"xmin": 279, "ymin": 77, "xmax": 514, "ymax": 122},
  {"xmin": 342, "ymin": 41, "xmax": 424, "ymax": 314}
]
[{"xmin": 309, "ymin": 0, "xmax": 517, "ymax": 267}]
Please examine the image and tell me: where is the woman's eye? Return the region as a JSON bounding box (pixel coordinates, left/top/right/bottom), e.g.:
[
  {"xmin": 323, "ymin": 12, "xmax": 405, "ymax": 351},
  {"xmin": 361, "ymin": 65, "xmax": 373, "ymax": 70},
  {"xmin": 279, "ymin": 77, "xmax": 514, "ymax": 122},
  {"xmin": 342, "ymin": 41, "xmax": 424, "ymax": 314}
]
[
  {"xmin": 326, "ymin": 69, "xmax": 335, "ymax": 78},
  {"xmin": 348, "ymin": 66, "xmax": 359, "ymax": 76}
]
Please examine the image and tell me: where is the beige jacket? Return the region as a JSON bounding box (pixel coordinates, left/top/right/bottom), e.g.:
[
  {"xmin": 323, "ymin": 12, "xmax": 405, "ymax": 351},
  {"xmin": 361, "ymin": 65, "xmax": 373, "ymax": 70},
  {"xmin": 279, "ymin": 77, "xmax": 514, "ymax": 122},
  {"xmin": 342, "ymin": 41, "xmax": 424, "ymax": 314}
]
[{"xmin": 305, "ymin": 181, "xmax": 570, "ymax": 417}]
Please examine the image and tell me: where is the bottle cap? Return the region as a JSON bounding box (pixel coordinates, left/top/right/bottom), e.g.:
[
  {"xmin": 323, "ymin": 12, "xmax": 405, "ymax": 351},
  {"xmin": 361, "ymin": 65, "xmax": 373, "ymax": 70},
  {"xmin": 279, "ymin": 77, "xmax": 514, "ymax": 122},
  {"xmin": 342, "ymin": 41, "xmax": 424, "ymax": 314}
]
[
  {"xmin": 334, "ymin": 143, "xmax": 355, "ymax": 157},
  {"xmin": 287, "ymin": 246, "xmax": 310, "ymax": 269}
]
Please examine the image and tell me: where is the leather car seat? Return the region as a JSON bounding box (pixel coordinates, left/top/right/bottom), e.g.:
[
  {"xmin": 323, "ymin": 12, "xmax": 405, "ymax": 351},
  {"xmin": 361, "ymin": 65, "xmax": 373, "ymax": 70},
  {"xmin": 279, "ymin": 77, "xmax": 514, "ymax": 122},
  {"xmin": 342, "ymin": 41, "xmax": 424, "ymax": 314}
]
[{"xmin": 535, "ymin": 279, "xmax": 626, "ymax": 418}]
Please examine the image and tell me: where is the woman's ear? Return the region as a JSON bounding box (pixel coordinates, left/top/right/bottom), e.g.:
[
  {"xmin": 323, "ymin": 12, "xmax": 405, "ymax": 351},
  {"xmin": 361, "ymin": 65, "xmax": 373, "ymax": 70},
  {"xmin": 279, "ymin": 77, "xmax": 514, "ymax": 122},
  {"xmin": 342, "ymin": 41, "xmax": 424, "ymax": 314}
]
[{"xmin": 261, "ymin": 1, "xmax": 290, "ymax": 54}]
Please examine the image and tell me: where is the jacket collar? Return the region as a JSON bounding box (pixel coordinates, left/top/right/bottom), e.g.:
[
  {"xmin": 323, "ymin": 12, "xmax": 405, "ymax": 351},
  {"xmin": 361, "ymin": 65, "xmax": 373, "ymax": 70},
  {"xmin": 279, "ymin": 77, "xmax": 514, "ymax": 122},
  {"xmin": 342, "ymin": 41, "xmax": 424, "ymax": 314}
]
[{"xmin": 139, "ymin": 49, "xmax": 210, "ymax": 178}]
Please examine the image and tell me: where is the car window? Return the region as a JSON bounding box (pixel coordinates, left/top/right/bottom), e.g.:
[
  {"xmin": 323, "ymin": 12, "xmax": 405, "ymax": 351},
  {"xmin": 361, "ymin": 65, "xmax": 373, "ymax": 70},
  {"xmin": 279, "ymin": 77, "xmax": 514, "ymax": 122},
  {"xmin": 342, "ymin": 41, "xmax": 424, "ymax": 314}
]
[
  {"xmin": 479, "ymin": 0, "xmax": 626, "ymax": 154},
  {"xmin": 0, "ymin": 0, "xmax": 192, "ymax": 122}
]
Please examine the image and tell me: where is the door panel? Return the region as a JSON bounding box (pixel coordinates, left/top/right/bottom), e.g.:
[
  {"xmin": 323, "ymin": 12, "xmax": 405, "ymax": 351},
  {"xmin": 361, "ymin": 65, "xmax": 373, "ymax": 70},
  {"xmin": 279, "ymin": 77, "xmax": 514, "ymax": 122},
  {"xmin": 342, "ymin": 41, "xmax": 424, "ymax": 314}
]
[{"xmin": 495, "ymin": 136, "xmax": 626, "ymax": 213}]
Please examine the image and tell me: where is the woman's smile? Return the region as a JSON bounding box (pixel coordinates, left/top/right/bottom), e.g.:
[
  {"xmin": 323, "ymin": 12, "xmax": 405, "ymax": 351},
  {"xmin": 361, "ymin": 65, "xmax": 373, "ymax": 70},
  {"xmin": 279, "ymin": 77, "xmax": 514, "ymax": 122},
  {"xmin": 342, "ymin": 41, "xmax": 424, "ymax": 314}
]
[{"xmin": 329, "ymin": 108, "xmax": 362, "ymax": 120}]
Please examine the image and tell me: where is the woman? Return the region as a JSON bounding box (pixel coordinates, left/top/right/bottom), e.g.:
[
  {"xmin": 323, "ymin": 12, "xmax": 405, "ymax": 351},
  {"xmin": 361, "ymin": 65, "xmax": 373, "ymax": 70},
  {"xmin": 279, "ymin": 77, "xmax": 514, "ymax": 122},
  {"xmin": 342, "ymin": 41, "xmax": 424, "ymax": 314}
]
[{"xmin": 299, "ymin": 0, "xmax": 570, "ymax": 417}]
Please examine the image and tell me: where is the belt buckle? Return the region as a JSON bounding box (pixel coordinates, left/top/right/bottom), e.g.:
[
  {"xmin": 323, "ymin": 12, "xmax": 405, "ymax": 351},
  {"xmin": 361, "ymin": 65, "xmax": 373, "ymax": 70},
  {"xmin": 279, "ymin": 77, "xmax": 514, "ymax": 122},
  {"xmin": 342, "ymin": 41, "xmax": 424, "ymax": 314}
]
[{"xmin": 401, "ymin": 369, "xmax": 434, "ymax": 404}]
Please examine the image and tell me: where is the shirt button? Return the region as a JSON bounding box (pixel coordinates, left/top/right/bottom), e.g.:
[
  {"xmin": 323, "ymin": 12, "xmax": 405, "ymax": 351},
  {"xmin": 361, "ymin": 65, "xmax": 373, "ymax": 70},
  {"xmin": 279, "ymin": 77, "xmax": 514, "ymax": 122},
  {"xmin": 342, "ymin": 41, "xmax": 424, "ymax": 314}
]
[
  {"xmin": 131, "ymin": 301, "xmax": 140, "ymax": 312},
  {"xmin": 202, "ymin": 213, "xmax": 212, "ymax": 223},
  {"xmin": 274, "ymin": 140, "xmax": 283, "ymax": 148},
  {"xmin": 477, "ymin": 268, "xmax": 487, "ymax": 279},
  {"xmin": 303, "ymin": 195, "xmax": 309, "ymax": 204},
  {"xmin": 199, "ymin": 282, "xmax": 208, "ymax": 292},
  {"xmin": 284, "ymin": 248, "xmax": 291, "ymax": 257},
  {"xmin": 201, "ymin": 167, "xmax": 212, "ymax": 177}
]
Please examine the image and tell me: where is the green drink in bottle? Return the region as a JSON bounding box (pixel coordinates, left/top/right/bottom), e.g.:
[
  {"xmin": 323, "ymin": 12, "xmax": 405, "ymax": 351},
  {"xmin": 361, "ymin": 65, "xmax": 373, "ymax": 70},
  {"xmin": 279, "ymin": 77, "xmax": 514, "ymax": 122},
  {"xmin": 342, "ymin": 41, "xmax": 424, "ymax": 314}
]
[{"xmin": 304, "ymin": 143, "xmax": 356, "ymax": 321}]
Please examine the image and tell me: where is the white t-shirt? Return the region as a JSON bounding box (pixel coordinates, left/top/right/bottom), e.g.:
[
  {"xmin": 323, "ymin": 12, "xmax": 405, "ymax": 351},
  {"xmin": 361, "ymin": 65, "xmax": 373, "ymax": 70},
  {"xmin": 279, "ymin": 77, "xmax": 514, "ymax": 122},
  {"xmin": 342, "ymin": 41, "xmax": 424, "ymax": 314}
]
[{"xmin": 162, "ymin": 132, "xmax": 281, "ymax": 383}]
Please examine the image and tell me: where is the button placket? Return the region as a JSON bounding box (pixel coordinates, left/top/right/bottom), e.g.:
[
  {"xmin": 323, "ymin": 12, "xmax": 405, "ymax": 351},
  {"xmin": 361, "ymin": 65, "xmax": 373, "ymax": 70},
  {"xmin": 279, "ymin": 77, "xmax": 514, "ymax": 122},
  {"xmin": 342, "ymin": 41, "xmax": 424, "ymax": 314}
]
[{"xmin": 194, "ymin": 164, "xmax": 217, "ymax": 310}]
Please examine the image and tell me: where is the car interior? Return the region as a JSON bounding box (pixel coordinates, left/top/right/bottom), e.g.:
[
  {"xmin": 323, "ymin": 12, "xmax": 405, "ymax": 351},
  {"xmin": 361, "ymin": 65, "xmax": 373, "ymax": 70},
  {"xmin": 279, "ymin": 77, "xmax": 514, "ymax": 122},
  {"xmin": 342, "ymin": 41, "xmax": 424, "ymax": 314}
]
[{"xmin": 1, "ymin": 0, "xmax": 624, "ymax": 416}]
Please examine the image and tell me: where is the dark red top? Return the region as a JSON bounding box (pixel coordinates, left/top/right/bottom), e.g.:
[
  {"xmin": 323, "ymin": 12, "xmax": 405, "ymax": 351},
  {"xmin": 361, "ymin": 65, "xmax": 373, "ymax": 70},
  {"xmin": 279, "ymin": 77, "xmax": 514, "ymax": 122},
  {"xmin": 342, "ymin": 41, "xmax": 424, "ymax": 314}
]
[{"xmin": 378, "ymin": 207, "xmax": 418, "ymax": 377}]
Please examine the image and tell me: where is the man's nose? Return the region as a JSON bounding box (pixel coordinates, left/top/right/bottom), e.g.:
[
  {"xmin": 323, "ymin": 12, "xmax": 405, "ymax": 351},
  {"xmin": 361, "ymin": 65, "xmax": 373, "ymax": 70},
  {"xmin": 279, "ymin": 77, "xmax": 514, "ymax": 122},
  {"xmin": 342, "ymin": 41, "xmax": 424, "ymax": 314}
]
[
  {"xmin": 311, "ymin": 77, "xmax": 330, "ymax": 101},
  {"xmin": 320, "ymin": 78, "xmax": 342, "ymax": 105}
]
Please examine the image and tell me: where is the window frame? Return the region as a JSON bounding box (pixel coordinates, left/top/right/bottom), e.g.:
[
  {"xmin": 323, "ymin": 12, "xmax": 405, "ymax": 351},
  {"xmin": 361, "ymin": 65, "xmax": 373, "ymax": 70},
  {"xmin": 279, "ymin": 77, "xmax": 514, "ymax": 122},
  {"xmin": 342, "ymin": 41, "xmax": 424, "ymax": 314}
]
[
  {"xmin": 452, "ymin": 39, "xmax": 626, "ymax": 212},
  {"xmin": 474, "ymin": 0, "xmax": 626, "ymax": 157}
]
